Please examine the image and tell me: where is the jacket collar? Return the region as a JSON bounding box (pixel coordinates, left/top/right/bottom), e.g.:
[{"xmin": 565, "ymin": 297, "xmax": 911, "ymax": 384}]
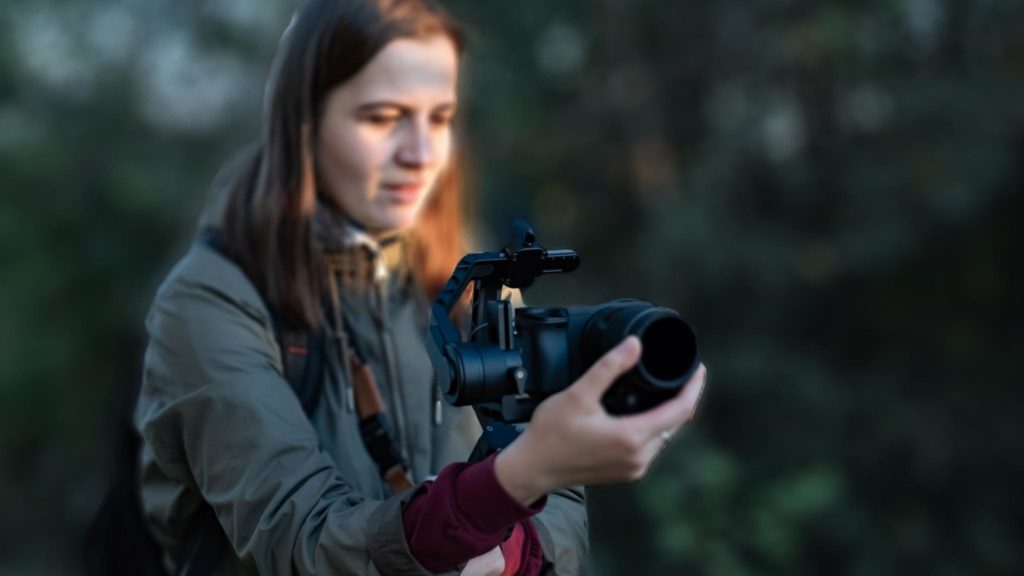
[{"xmin": 313, "ymin": 200, "xmax": 410, "ymax": 286}]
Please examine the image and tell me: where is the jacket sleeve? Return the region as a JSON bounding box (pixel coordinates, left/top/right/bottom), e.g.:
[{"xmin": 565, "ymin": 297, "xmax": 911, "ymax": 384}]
[
  {"xmin": 531, "ymin": 486, "xmax": 589, "ymax": 576},
  {"xmin": 136, "ymin": 256, "xmax": 436, "ymax": 576}
]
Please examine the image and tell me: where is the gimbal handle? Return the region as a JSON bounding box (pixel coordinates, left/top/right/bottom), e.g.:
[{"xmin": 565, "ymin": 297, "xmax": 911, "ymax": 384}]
[{"xmin": 427, "ymin": 248, "xmax": 578, "ymax": 395}]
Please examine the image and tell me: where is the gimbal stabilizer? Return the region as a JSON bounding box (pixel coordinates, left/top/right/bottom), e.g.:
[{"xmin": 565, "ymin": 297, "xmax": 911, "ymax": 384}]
[{"xmin": 427, "ymin": 222, "xmax": 699, "ymax": 457}]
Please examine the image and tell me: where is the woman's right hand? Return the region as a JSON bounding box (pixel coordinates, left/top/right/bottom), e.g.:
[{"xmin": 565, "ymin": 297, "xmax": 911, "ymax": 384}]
[{"xmin": 494, "ymin": 336, "xmax": 706, "ymax": 505}]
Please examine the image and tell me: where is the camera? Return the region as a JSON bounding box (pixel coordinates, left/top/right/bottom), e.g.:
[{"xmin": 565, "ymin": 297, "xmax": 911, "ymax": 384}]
[{"xmin": 426, "ymin": 222, "xmax": 699, "ymax": 453}]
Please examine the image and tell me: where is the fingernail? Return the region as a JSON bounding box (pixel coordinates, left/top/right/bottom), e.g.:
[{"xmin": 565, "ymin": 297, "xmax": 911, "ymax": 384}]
[
  {"xmin": 694, "ymin": 370, "xmax": 707, "ymax": 414},
  {"xmin": 621, "ymin": 336, "xmax": 640, "ymax": 356}
]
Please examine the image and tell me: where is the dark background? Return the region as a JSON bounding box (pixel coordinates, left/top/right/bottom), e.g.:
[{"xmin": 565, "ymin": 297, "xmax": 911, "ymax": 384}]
[{"xmin": 1, "ymin": 0, "xmax": 1022, "ymax": 574}]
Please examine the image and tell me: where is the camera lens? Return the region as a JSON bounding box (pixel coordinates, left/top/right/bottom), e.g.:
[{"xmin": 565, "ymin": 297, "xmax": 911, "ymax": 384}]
[
  {"xmin": 637, "ymin": 315, "xmax": 697, "ymax": 385},
  {"xmin": 581, "ymin": 300, "xmax": 699, "ymax": 414}
]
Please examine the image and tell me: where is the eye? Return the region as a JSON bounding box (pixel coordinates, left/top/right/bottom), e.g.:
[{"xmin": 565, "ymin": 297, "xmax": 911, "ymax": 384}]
[
  {"xmin": 360, "ymin": 109, "xmax": 403, "ymax": 127},
  {"xmin": 430, "ymin": 110, "xmax": 456, "ymax": 128}
]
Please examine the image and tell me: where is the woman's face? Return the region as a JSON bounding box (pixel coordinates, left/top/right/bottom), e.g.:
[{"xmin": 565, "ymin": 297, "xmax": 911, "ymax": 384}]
[{"xmin": 316, "ymin": 35, "xmax": 459, "ymax": 236}]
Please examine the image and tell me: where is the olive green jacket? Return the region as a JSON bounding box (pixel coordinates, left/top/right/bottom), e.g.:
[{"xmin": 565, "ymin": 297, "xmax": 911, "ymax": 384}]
[{"xmin": 134, "ymin": 223, "xmax": 588, "ymax": 575}]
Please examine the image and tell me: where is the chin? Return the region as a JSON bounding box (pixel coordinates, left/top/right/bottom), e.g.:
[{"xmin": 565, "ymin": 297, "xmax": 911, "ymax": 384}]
[{"xmin": 369, "ymin": 210, "xmax": 419, "ymax": 236}]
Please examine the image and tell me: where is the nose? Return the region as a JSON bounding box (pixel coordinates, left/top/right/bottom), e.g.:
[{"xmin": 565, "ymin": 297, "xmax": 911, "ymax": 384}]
[{"xmin": 395, "ymin": 118, "xmax": 436, "ymax": 168}]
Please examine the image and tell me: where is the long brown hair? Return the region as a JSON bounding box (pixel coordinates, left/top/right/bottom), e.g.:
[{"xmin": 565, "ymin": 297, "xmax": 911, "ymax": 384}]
[{"xmin": 219, "ymin": 0, "xmax": 467, "ymax": 331}]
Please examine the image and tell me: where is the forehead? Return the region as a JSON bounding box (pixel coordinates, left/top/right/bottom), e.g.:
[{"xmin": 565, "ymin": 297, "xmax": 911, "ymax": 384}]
[{"xmin": 337, "ymin": 35, "xmax": 459, "ymax": 103}]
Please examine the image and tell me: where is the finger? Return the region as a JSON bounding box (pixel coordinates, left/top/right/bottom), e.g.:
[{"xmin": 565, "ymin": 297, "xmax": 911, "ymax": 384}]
[
  {"xmin": 629, "ymin": 363, "xmax": 706, "ymax": 438},
  {"xmin": 632, "ymin": 433, "xmax": 673, "ymax": 482},
  {"xmin": 570, "ymin": 336, "xmax": 642, "ymax": 402}
]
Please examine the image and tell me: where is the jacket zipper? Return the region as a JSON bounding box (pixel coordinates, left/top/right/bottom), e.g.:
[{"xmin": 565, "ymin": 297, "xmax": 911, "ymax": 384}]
[{"xmin": 372, "ymin": 257, "xmax": 411, "ymax": 470}]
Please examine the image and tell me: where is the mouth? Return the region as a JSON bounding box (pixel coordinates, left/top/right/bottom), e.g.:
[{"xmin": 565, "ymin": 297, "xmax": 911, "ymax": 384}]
[{"xmin": 381, "ymin": 181, "xmax": 426, "ymax": 204}]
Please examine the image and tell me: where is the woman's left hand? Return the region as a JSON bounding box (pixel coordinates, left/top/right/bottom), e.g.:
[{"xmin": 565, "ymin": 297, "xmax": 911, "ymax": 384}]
[{"xmin": 460, "ymin": 546, "xmax": 504, "ymax": 576}]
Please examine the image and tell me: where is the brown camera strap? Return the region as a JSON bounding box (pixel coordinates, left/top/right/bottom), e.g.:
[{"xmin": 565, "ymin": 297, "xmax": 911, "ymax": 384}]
[
  {"xmin": 350, "ymin": 357, "xmax": 414, "ymax": 493},
  {"xmin": 325, "ymin": 260, "xmax": 413, "ymax": 494}
]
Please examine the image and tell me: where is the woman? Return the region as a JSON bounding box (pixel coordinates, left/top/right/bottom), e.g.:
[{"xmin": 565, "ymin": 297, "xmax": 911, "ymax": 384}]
[{"xmin": 136, "ymin": 1, "xmax": 706, "ymax": 575}]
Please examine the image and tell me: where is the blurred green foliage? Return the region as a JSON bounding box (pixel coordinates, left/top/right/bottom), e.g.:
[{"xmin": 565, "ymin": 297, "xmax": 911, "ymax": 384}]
[{"xmin": 1, "ymin": 0, "xmax": 1021, "ymax": 574}]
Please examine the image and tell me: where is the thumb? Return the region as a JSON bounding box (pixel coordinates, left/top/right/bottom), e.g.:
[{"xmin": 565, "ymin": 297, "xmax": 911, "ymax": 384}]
[{"xmin": 571, "ymin": 336, "xmax": 642, "ymax": 402}]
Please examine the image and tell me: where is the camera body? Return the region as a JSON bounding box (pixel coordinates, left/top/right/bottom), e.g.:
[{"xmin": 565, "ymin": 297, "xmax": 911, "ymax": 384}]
[{"xmin": 427, "ymin": 222, "xmax": 699, "ymax": 453}]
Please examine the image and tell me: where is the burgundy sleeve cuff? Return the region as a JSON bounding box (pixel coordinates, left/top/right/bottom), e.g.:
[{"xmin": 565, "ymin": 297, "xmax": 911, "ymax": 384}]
[
  {"xmin": 519, "ymin": 520, "xmax": 546, "ymax": 576},
  {"xmin": 454, "ymin": 453, "xmax": 547, "ymax": 534},
  {"xmin": 402, "ymin": 454, "xmax": 547, "ymax": 572},
  {"xmin": 499, "ymin": 520, "xmax": 546, "ymax": 576}
]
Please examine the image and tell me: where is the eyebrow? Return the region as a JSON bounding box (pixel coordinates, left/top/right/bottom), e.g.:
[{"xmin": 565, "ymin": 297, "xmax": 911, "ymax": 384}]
[{"xmin": 355, "ymin": 100, "xmax": 457, "ymax": 113}]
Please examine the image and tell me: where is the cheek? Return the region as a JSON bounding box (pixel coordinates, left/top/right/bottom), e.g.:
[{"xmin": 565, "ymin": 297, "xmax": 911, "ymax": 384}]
[
  {"xmin": 338, "ymin": 134, "xmax": 377, "ymax": 184},
  {"xmin": 438, "ymin": 131, "xmax": 454, "ymax": 167},
  {"xmin": 320, "ymin": 128, "xmax": 380, "ymax": 192},
  {"xmin": 425, "ymin": 133, "xmax": 453, "ymax": 193}
]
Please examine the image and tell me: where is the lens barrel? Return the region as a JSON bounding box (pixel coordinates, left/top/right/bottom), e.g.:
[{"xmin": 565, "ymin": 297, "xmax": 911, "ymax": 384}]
[{"xmin": 582, "ymin": 300, "xmax": 699, "ymax": 414}]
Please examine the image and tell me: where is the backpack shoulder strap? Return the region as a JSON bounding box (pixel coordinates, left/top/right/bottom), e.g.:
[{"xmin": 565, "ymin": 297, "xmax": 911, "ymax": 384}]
[
  {"xmin": 198, "ymin": 227, "xmax": 325, "ymax": 417},
  {"xmin": 276, "ymin": 328, "xmax": 325, "ymax": 417}
]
